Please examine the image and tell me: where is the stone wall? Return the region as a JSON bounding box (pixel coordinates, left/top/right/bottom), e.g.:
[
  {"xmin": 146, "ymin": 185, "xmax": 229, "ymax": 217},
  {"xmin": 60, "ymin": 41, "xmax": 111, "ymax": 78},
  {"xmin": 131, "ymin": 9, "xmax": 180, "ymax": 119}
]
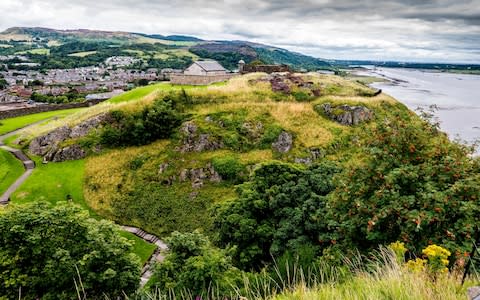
[
  {"xmin": 170, "ymin": 74, "xmax": 236, "ymax": 86},
  {"xmin": 241, "ymin": 64, "xmax": 291, "ymax": 74},
  {"xmin": 0, "ymin": 99, "xmax": 104, "ymax": 120}
]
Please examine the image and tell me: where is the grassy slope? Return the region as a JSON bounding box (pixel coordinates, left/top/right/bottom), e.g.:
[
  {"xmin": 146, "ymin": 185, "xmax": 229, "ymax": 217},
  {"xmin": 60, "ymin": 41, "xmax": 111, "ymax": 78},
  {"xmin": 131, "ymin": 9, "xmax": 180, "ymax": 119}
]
[
  {"xmin": 1, "ymin": 73, "xmax": 404, "ymax": 264},
  {"xmin": 0, "ymin": 108, "xmax": 85, "ymax": 135},
  {"xmin": 81, "ymin": 73, "xmax": 404, "ymax": 238},
  {"xmin": 0, "ymin": 148, "xmax": 24, "ymax": 195}
]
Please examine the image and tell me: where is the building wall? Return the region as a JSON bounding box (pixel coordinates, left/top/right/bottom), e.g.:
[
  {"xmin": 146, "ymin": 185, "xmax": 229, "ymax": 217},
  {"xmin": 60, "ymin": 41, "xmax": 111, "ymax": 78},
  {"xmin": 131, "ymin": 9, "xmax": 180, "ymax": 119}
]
[
  {"xmin": 184, "ymin": 63, "xmax": 207, "ymax": 76},
  {"xmin": 170, "ymin": 74, "xmax": 236, "ymax": 86},
  {"xmin": 205, "ymin": 70, "xmax": 228, "ymax": 76}
]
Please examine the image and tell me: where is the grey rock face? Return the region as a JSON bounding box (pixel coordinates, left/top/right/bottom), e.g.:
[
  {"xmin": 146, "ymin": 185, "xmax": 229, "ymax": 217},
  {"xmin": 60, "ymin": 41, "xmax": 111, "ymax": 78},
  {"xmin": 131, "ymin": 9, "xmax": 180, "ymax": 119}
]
[
  {"xmin": 179, "ymin": 121, "xmax": 223, "ymax": 152},
  {"xmin": 29, "ymin": 114, "xmax": 107, "ymax": 162},
  {"xmin": 50, "ymin": 144, "xmax": 86, "ymax": 162},
  {"xmin": 320, "ymin": 103, "xmax": 374, "ymax": 126},
  {"xmin": 70, "ymin": 113, "xmax": 107, "ymax": 138},
  {"xmin": 272, "ymin": 131, "xmax": 293, "ymax": 153},
  {"xmin": 29, "ymin": 126, "xmax": 72, "ymax": 156},
  {"xmin": 178, "ymin": 163, "xmax": 222, "ymax": 188}
]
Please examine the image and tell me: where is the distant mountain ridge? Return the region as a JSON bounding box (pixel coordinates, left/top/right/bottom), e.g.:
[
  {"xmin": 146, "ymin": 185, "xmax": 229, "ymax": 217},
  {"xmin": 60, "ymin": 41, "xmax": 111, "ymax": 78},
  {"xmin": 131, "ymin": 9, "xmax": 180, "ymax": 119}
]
[{"xmin": 0, "ymin": 27, "xmax": 331, "ymax": 71}]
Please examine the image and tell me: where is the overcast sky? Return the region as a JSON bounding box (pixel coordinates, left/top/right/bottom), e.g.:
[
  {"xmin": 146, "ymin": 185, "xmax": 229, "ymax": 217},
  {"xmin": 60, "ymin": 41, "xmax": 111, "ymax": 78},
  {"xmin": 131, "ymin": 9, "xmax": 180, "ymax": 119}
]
[{"xmin": 1, "ymin": 0, "xmax": 480, "ymax": 63}]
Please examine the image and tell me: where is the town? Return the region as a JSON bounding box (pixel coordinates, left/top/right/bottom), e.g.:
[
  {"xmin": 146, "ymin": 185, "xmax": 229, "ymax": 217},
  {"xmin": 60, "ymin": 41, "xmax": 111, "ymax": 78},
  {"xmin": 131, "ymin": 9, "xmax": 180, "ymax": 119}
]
[{"xmin": 0, "ymin": 55, "xmax": 183, "ymax": 110}]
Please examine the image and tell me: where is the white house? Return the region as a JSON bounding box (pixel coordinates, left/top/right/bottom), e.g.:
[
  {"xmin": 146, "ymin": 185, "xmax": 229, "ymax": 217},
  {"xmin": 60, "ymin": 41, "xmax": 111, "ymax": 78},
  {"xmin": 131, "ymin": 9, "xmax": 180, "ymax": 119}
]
[{"xmin": 183, "ymin": 60, "xmax": 228, "ymax": 76}]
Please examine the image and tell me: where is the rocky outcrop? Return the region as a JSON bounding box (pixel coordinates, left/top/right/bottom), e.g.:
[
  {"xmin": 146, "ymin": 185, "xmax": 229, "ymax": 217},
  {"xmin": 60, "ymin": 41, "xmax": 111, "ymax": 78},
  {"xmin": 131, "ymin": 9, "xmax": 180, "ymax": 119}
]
[
  {"xmin": 29, "ymin": 126, "xmax": 72, "ymax": 157},
  {"xmin": 47, "ymin": 144, "xmax": 86, "ymax": 162},
  {"xmin": 179, "ymin": 121, "xmax": 223, "ymax": 152},
  {"xmin": 294, "ymin": 148, "xmax": 323, "ymax": 164},
  {"xmin": 320, "ymin": 103, "xmax": 373, "ymax": 126},
  {"xmin": 272, "ymin": 131, "xmax": 293, "ymax": 153},
  {"xmin": 70, "ymin": 114, "xmax": 107, "ymax": 138},
  {"xmin": 179, "ymin": 163, "xmax": 222, "ymax": 189},
  {"xmin": 29, "ymin": 113, "xmax": 107, "ymax": 162}
]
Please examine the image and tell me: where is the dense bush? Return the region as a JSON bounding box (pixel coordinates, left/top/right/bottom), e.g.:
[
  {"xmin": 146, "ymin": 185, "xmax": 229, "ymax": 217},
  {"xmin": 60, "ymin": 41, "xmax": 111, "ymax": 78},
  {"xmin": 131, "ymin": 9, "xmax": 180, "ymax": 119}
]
[
  {"xmin": 328, "ymin": 112, "xmax": 480, "ymax": 257},
  {"xmin": 150, "ymin": 231, "xmax": 242, "ymax": 296},
  {"xmin": 0, "ymin": 202, "xmax": 140, "ymax": 299},
  {"xmin": 100, "ymin": 93, "xmax": 184, "ymax": 146},
  {"xmin": 214, "ymin": 161, "xmax": 339, "ymax": 270},
  {"xmin": 212, "ymin": 155, "xmax": 246, "ymax": 182}
]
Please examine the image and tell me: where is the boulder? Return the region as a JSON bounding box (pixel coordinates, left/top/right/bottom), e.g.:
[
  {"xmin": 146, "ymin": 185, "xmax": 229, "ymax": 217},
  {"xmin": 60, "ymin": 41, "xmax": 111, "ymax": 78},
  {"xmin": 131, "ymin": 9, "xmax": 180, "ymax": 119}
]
[
  {"xmin": 179, "ymin": 121, "xmax": 223, "ymax": 152},
  {"xmin": 320, "ymin": 103, "xmax": 373, "ymax": 126},
  {"xmin": 29, "ymin": 126, "xmax": 71, "ymax": 156},
  {"xmin": 272, "ymin": 131, "xmax": 293, "ymax": 153},
  {"xmin": 178, "ymin": 163, "xmax": 222, "ymax": 188},
  {"xmin": 50, "ymin": 144, "xmax": 86, "ymax": 162},
  {"xmin": 29, "ymin": 114, "xmax": 107, "ymax": 162}
]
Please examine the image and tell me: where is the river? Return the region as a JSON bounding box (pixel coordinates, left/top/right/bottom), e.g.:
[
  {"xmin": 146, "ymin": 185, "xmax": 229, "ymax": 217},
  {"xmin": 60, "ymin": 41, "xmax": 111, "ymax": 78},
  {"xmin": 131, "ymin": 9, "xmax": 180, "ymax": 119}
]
[{"xmin": 355, "ymin": 67, "xmax": 480, "ymax": 149}]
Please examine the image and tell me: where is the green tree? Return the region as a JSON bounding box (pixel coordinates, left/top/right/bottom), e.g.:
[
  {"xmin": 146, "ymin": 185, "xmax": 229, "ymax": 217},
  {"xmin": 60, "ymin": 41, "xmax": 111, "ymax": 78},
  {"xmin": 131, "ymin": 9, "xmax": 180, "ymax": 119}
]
[
  {"xmin": 0, "ymin": 202, "xmax": 141, "ymax": 299},
  {"xmin": 214, "ymin": 161, "xmax": 339, "ymax": 270},
  {"xmin": 150, "ymin": 231, "xmax": 241, "ymax": 297},
  {"xmin": 328, "ymin": 112, "xmax": 480, "ymax": 257}
]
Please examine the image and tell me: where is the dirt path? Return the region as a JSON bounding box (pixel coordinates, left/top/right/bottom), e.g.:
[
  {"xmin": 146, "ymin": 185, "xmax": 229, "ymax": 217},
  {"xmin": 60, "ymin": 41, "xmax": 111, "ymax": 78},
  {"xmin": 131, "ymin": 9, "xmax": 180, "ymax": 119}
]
[{"xmin": 0, "ymin": 120, "xmax": 168, "ymax": 285}]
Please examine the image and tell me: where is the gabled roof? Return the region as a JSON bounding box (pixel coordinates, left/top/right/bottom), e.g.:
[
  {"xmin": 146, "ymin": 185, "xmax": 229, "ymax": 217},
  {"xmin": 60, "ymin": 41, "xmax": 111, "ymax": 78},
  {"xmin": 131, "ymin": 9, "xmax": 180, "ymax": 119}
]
[{"xmin": 194, "ymin": 60, "xmax": 227, "ymax": 72}]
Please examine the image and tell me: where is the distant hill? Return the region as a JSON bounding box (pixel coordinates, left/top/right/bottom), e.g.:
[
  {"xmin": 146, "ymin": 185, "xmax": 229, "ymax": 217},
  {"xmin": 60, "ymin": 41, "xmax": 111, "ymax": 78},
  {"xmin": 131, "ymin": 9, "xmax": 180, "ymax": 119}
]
[{"xmin": 0, "ymin": 27, "xmax": 331, "ymax": 71}]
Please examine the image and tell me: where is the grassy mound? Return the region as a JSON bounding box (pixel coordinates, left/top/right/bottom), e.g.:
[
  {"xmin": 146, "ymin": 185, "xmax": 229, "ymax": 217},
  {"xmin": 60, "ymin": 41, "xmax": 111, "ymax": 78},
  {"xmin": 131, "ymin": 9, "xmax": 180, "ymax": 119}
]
[{"xmin": 77, "ymin": 73, "xmax": 408, "ymax": 238}]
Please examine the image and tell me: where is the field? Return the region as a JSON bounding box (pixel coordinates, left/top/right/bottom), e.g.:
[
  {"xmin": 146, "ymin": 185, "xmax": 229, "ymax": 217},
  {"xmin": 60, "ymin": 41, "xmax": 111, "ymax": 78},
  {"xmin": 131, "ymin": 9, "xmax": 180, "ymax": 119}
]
[
  {"xmin": 68, "ymin": 51, "xmax": 97, "ymax": 57},
  {"xmin": 0, "ymin": 108, "xmax": 85, "ymax": 135},
  {"xmin": 16, "ymin": 48, "xmax": 50, "ymax": 55},
  {"xmin": 0, "ymin": 149, "xmax": 24, "ymax": 195}
]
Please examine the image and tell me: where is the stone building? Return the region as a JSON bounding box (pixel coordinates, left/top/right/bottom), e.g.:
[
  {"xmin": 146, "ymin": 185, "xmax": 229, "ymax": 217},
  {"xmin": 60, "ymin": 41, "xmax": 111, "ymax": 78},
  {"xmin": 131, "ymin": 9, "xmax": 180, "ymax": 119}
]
[
  {"xmin": 170, "ymin": 60, "xmax": 235, "ymax": 85},
  {"xmin": 183, "ymin": 60, "xmax": 228, "ymax": 76}
]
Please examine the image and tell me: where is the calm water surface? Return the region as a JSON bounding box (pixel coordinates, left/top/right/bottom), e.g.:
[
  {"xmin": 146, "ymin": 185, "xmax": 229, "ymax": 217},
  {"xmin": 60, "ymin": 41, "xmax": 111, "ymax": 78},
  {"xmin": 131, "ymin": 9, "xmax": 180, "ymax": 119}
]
[{"xmin": 356, "ymin": 67, "xmax": 480, "ymax": 147}]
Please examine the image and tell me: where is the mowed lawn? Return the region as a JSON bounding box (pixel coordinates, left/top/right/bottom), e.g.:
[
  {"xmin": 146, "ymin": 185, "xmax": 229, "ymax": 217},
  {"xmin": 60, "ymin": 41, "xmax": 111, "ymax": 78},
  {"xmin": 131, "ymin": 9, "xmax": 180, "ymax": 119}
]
[
  {"xmin": 10, "ymin": 157, "xmax": 157, "ymax": 264},
  {"xmin": 0, "ymin": 108, "xmax": 85, "ymax": 135},
  {"xmin": 0, "ymin": 149, "xmax": 24, "ymax": 195}
]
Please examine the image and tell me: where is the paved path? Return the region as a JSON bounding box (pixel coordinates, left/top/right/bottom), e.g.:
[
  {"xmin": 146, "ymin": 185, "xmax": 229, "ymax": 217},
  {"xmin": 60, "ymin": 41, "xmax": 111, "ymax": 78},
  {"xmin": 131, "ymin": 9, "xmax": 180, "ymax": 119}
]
[
  {"xmin": 121, "ymin": 226, "xmax": 168, "ymax": 286},
  {"xmin": 0, "ymin": 119, "xmax": 168, "ymax": 285},
  {"xmin": 0, "ymin": 126, "xmax": 37, "ymax": 203}
]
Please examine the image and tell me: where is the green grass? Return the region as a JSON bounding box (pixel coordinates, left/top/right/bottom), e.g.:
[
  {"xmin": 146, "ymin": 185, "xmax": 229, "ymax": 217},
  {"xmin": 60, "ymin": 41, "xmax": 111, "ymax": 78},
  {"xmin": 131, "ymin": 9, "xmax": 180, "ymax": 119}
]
[
  {"xmin": 107, "ymin": 83, "xmax": 171, "ymax": 103},
  {"xmin": 67, "ymin": 51, "xmax": 97, "ymax": 57},
  {"xmin": 11, "ymin": 158, "xmax": 88, "ymax": 208},
  {"xmin": 119, "ymin": 231, "xmax": 157, "ymax": 265},
  {"xmin": 10, "ymin": 157, "xmax": 157, "ymax": 264},
  {"xmin": 0, "ymin": 108, "xmax": 85, "ymax": 135},
  {"xmin": 15, "ymin": 48, "xmax": 50, "ymax": 55},
  {"xmin": 0, "ymin": 148, "xmax": 24, "ymax": 195}
]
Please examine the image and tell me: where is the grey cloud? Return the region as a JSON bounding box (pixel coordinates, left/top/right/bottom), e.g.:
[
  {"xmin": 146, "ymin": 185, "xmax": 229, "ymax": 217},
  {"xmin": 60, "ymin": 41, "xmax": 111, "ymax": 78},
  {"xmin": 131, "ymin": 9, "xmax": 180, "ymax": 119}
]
[{"xmin": 0, "ymin": 0, "xmax": 479, "ymax": 62}]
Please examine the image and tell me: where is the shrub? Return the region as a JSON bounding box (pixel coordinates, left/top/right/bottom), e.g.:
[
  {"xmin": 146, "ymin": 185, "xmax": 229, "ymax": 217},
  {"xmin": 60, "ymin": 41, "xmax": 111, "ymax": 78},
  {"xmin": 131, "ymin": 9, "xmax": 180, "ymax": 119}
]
[
  {"xmin": 0, "ymin": 202, "xmax": 140, "ymax": 299},
  {"xmin": 149, "ymin": 231, "xmax": 242, "ymax": 297},
  {"xmin": 328, "ymin": 111, "xmax": 480, "ymax": 258},
  {"xmin": 211, "ymin": 155, "xmax": 245, "ymax": 182},
  {"xmin": 214, "ymin": 161, "xmax": 339, "ymax": 270},
  {"xmin": 100, "ymin": 94, "xmax": 183, "ymax": 147}
]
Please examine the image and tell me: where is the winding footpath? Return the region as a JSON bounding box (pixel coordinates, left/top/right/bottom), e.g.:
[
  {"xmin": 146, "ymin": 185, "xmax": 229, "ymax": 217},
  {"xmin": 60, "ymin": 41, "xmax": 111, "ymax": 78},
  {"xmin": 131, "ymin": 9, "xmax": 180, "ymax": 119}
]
[{"xmin": 0, "ymin": 120, "xmax": 167, "ymax": 285}]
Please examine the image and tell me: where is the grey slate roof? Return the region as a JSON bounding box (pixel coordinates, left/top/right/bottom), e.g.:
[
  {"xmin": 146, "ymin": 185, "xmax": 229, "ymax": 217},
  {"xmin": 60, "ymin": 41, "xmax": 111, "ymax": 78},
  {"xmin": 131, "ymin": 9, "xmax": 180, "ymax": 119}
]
[{"xmin": 194, "ymin": 60, "xmax": 227, "ymax": 72}]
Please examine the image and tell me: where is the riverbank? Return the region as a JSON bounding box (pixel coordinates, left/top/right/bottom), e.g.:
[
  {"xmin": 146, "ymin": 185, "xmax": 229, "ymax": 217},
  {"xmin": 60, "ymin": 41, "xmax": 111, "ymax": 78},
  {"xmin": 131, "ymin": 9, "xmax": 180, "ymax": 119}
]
[{"xmin": 353, "ymin": 67, "xmax": 480, "ymax": 149}]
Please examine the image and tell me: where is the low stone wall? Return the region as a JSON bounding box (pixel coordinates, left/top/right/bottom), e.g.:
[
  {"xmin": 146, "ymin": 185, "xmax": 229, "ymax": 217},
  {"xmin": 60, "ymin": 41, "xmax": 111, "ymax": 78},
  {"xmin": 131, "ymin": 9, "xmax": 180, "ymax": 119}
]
[
  {"xmin": 0, "ymin": 99, "xmax": 104, "ymax": 120},
  {"xmin": 170, "ymin": 74, "xmax": 236, "ymax": 86},
  {"xmin": 241, "ymin": 64, "xmax": 291, "ymax": 74}
]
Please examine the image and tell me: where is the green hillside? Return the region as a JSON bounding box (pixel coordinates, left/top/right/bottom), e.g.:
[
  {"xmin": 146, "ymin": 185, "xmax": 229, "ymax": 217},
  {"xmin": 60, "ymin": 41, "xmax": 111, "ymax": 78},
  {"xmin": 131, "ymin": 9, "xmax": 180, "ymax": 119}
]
[
  {"xmin": 0, "ymin": 27, "xmax": 331, "ymax": 71},
  {"xmin": 1, "ymin": 72, "xmax": 479, "ymax": 298}
]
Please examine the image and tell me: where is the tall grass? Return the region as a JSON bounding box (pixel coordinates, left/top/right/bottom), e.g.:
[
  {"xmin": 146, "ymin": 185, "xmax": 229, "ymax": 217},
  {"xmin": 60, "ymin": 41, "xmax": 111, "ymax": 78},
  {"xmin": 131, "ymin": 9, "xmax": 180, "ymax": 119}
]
[{"xmin": 135, "ymin": 247, "xmax": 478, "ymax": 300}]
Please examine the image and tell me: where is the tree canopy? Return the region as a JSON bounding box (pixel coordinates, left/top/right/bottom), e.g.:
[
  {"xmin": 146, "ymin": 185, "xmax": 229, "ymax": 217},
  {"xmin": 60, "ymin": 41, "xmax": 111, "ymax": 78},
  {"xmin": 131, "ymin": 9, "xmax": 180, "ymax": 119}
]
[{"xmin": 0, "ymin": 202, "xmax": 141, "ymax": 299}]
